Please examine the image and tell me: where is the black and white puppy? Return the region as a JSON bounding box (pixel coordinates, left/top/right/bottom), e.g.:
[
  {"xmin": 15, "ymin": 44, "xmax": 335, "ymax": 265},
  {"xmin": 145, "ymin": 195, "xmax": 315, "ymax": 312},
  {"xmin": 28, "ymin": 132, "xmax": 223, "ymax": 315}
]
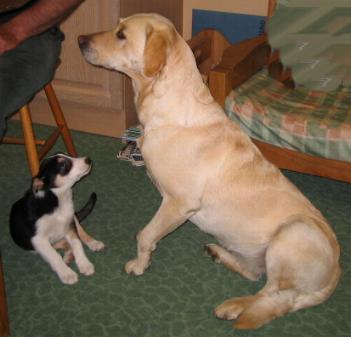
[{"xmin": 9, "ymin": 153, "xmax": 104, "ymax": 284}]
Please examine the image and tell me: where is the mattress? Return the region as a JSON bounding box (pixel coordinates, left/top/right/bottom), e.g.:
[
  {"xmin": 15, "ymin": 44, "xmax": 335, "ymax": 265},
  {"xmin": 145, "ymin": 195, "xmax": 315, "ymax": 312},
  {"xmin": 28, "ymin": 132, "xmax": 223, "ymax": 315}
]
[{"xmin": 225, "ymin": 70, "xmax": 351, "ymax": 162}]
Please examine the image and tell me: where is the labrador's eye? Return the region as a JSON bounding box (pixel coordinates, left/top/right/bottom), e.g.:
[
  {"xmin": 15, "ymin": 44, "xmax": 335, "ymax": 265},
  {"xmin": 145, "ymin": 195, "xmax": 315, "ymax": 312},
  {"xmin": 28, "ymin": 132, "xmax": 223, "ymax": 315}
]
[{"xmin": 116, "ymin": 30, "xmax": 126, "ymax": 40}]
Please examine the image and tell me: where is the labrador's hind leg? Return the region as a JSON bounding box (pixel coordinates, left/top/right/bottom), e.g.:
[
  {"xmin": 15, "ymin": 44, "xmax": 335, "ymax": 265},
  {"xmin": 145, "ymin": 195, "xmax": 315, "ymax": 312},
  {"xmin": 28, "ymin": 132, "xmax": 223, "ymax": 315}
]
[
  {"xmin": 205, "ymin": 244, "xmax": 264, "ymax": 281},
  {"xmin": 215, "ymin": 216, "xmax": 340, "ymax": 330}
]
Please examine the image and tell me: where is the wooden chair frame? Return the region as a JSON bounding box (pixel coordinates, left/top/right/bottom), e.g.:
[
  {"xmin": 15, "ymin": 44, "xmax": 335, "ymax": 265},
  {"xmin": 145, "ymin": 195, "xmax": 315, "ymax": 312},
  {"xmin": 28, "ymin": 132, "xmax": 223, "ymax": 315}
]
[
  {"xmin": 2, "ymin": 82, "xmax": 77, "ymax": 177},
  {"xmin": 188, "ymin": 29, "xmax": 351, "ymax": 183}
]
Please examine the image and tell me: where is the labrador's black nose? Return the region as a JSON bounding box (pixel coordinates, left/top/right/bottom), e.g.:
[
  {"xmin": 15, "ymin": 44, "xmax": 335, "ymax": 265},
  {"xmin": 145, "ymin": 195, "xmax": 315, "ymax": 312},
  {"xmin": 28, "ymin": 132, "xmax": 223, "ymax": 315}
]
[
  {"xmin": 78, "ymin": 35, "xmax": 90, "ymax": 50},
  {"xmin": 85, "ymin": 157, "xmax": 92, "ymax": 165}
]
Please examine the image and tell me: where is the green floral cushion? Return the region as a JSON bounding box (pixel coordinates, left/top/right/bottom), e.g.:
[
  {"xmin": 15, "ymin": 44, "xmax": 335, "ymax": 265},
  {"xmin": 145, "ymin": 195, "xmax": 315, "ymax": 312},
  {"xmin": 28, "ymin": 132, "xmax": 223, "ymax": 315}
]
[{"xmin": 225, "ymin": 70, "xmax": 351, "ymax": 162}]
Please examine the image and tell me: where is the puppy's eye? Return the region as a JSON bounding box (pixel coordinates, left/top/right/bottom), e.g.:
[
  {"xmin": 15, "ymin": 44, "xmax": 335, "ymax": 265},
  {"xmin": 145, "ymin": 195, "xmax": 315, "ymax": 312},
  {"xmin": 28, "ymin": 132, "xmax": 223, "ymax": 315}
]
[
  {"xmin": 59, "ymin": 159, "xmax": 72, "ymax": 175},
  {"xmin": 116, "ymin": 30, "xmax": 126, "ymax": 40}
]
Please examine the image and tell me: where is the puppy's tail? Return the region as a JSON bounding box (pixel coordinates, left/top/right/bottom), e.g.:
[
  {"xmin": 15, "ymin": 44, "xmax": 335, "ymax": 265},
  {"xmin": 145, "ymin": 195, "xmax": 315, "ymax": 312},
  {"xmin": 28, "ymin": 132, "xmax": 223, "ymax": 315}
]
[{"xmin": 75, "ymin": 192, "xmax": 97, "ymax": 223}]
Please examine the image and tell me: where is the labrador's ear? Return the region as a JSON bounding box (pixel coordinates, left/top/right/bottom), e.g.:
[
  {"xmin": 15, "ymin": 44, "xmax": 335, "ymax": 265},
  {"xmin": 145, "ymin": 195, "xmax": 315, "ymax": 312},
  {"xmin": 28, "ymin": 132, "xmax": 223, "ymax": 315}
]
[{"xmin": 144, "ymin": 26, "xmax": 168, "ymax": 77}]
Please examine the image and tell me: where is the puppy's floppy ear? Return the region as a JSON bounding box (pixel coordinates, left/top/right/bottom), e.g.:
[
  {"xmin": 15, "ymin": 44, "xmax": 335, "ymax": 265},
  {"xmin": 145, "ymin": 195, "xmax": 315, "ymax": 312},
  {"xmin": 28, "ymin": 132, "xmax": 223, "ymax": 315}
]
[
  {"xmin": 32, "ymin": 177, "xmax": 45, "ymax": 196},
  {"xmin": 144, "ymin": 26, "xmax": 168, "ymax": 77}
]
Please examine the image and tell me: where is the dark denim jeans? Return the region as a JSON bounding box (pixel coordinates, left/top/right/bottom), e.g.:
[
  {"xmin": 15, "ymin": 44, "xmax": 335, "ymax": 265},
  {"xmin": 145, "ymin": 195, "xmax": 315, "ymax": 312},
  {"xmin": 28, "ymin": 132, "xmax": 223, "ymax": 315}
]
[{"xmin": 0, "ymin": 27, "xmax": 63, "ymax": 138}]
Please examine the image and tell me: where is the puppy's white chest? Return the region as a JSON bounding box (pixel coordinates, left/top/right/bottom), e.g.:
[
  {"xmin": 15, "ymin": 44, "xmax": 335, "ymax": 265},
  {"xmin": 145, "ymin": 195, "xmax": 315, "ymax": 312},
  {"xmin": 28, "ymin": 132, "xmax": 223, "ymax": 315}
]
[{"xmin": 36, "ymin": 197, "xmax": 74, "ymax": 243}]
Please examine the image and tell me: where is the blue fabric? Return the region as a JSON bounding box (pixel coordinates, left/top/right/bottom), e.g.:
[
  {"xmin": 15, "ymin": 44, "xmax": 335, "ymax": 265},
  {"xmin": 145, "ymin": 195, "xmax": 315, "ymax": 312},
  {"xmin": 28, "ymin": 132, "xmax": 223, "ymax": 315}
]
[
  {"xmin": 0, "ymin": 27, "xmax": 63, "ymax": 138},
  {"xmin": 192, "ymin": 9, "xmax": 266, "ymax": 44}
]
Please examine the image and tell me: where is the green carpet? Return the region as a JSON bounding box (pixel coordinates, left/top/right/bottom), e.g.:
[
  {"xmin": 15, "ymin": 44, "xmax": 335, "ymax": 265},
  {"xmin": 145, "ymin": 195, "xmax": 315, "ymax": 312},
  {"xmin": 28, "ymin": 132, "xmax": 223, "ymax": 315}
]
[{"xmin": 1, "ymin": 122, "xmax": 350, "ymax": 337}]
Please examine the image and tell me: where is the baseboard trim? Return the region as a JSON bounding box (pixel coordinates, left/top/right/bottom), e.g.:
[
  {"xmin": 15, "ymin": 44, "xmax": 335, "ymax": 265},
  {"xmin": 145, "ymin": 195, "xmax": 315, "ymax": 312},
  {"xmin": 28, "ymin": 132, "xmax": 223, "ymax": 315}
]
[{"xmin": 26, "ymin": 96, "xmax": 127, "ymax": 138}]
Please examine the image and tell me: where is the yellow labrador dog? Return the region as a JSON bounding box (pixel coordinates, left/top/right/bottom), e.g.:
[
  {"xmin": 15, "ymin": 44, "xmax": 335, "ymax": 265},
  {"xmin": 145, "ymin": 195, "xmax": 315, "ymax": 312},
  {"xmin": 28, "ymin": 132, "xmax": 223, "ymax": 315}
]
[{"xmin": 78, "ymin": 14, "xmax": 341, "ymax": 329}]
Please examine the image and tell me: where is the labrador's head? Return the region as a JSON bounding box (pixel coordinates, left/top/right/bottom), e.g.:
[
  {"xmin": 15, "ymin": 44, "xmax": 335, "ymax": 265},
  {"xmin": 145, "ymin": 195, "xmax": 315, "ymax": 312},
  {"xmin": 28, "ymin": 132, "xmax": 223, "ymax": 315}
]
[{"xmin": 78, "ymin": 13, "xmax": 177, "ymax": 79}]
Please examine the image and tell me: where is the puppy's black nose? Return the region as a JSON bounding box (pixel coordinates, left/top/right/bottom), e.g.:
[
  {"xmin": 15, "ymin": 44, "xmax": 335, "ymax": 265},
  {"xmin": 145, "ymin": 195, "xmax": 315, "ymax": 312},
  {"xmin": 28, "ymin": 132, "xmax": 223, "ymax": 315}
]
[
  {"xmin": 78, "ymin": 35, "xmax": 90, "ymax": 50},
  {"xmin": 85, "ymin": 157, "xmax": 92, "ymax": 165}
]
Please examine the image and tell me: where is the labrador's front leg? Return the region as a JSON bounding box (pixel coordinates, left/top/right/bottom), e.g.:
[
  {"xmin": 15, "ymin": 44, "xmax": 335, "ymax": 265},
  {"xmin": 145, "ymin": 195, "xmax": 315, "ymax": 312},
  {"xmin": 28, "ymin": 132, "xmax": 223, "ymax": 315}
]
[{"xmin": 125, "ymin": 197, "xmax": 198, "ymax": 275}]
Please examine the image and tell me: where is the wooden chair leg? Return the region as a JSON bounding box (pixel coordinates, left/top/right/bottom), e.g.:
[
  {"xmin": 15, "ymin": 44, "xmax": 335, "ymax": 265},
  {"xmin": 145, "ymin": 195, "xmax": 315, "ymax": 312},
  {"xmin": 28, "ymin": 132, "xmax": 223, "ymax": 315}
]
[
  {"xmin": 19, "ymin": 105, "xmax": 40, "ymax": 177},
  {"xmin": 0, "ymin": 251, "xmax": 11, "ymax": 337},
  {"xmin": 44, "ymin": 83, "xmax": 78, "ymax": 157}
]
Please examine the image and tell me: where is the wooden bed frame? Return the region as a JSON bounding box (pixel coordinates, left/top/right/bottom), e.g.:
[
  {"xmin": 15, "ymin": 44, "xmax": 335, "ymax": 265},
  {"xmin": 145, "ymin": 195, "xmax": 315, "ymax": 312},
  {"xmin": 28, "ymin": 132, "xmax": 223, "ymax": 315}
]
[{"xmin": 189, "ymin": 27, "xmax": 351, "ymax": 184}]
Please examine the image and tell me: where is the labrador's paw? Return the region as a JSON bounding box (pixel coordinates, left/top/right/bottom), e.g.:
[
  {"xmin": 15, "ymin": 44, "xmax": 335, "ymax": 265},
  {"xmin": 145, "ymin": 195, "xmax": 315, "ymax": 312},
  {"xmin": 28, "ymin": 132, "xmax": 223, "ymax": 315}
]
[{"xmin": 124, "ymin": 258, "xmax": 148, "ymax": 276}]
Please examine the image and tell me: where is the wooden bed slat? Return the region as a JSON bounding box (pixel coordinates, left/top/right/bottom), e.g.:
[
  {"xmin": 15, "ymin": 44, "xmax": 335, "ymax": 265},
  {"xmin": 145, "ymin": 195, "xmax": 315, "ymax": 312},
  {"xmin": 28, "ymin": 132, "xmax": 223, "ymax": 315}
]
[{"xmin": 253, "ymin": 140, "xmax": 351, "ymax": 182}]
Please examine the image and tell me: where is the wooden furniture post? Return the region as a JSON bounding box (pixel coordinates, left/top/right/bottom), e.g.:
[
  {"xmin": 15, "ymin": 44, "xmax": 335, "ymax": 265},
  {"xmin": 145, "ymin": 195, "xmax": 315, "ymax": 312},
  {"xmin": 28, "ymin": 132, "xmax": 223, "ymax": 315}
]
[
  {"xmin": 44, "ymin": 83, "xmax": 77, "ymax": 157},
  {"xmin": 19, "ymin": 105, "xmax": 40, "ymax": 176},
  {"xmin": 0, "ymin": 251, "xmax": 10, "ymax": 337}
]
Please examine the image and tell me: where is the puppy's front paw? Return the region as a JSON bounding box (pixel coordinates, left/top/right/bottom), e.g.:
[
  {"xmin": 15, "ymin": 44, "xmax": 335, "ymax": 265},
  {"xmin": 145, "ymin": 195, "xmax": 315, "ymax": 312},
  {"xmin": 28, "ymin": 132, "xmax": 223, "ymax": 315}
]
[
  {"xmin": 58, "ymin": 267, "xmax": 78, "ymax": 285},
  {"xmin": 87, "ymin": 240, "xmax": 105, "ymax": 252},
  {"xmin": 125, "ymin": 258, "xmax": 148, "ymax": 276},
  {"xmin": 79, "ymin": 261, "xmax": 95, "ymax": 276}
]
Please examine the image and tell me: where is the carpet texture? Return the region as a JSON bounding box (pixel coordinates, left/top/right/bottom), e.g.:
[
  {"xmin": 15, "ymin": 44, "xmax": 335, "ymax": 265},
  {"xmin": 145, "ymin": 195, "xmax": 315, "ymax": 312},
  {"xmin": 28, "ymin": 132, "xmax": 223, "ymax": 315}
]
[{"xmin": 0, "ymin": 122, "xmax": 350, "ymax": 337}]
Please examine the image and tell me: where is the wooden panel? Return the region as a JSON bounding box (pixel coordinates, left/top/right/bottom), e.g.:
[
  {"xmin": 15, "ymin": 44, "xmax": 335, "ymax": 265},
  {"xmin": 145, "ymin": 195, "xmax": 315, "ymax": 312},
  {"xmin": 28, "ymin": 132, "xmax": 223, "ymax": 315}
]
[
  {"xmin": 28, "ymin": 0, "xmax": 126, "ymax": 137},
  {"xmin": 120, "ymin": 0, "xmax": 183, "ymax": 32},
  {"xmin": 29, "ymin": 99, "xmax": 127, "ymax": 138},
  {"xmin": 55, "ymin": 0, "xmax": 123, "ymax": 110}
]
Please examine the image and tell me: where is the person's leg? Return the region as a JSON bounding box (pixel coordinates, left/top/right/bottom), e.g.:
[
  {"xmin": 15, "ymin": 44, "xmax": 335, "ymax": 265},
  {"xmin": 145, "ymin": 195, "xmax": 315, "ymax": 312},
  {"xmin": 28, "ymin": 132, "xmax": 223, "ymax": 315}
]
[{"xmin": 0, "ymin": 27, "xmax": 64, "ymax": 138}]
